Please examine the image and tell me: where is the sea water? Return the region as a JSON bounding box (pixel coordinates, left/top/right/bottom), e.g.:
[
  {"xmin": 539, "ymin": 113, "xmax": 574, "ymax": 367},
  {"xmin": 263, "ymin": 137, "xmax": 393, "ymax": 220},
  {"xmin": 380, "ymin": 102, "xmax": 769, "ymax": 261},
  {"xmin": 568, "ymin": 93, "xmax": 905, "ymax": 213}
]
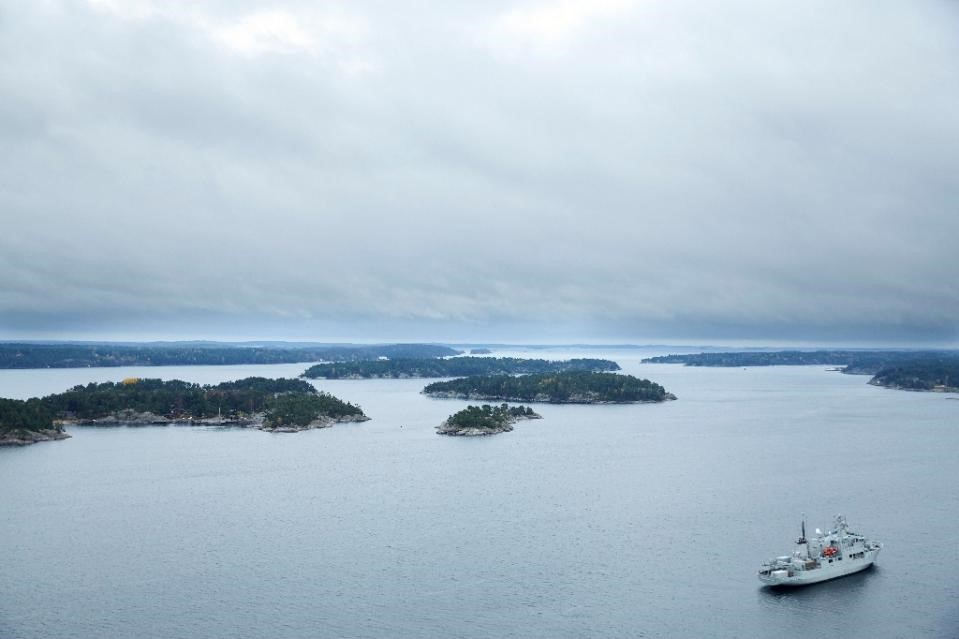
[{"xmin": 1, "ymin": 349, "xmax": 957, "ymax": 638}]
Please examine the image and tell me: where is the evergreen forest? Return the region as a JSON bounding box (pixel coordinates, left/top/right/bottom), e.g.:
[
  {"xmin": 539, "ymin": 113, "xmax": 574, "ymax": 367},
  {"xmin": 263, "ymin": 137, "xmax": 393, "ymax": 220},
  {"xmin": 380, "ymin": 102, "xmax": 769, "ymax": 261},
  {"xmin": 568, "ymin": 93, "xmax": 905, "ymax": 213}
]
[
  {"xmin": 444, "ymin": 404, "xmax": 538, "ymax": 430},
  {"xmin": 0, "ymin": 343, "xmax": 460, "ymax": 369},
  {"xmin": 0, "ymin": 377, "xmax": 363, "ymax": 435},
  {"xmin": 423, "ymin": 371, "xmax": 671, "ymax": 403},
  {"xmin": 302, "ymin": 357, "xmax": 619, "ymax": 379}
]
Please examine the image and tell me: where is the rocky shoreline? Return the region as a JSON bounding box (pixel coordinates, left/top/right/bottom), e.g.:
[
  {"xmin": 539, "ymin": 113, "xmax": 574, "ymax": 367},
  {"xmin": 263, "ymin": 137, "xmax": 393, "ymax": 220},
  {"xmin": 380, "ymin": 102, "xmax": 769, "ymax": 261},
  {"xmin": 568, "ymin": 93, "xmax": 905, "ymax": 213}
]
[
  {"xmin": 426, "ymin": 391, "xmax": 677, "ymax": 403},
  {"xmin": 867, "ymin": 381, "xmax": 959, "ymax": 393},
  {"xmin": 261, "ymin": 414, "xmax": 371, "ymax": 433},
  {"xmin": 58, "ymin": 410, "xmax": 371, "ymax": 433},
  {"xmin": 436, "ymin": 413, "xmax": 541, "ymax": 436},
  {"xmin": 0, "ymin": 428, "xmax": 72, "ymax": 447}
]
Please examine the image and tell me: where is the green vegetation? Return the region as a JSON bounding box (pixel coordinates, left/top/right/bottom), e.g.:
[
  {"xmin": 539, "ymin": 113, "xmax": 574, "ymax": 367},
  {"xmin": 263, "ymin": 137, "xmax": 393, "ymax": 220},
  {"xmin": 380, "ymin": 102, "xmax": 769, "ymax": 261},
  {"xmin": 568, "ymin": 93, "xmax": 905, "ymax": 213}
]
[
  {"xmin": 444, "ymin": 404, "xmax": 538, "ymax": 430},
  {"xmin": 0, "ymin": 377, "xmax": 364, "ymax": 437},
  {"xmin": 423, "ymin": 371, "xmax": 672, "ymax": 403},
  {"xmin": 0, "ymin": 397, "xmax": 68, "ymax": 445},
  {"xmin": 0, "ymin": 343, "xmax": 460, "ymax": 369},
  {"xmin": 0, "ymin": 398, "xmax": 58, "ymax": 435},
  {"xmin": 261, "ymin": 393, "xmax": 363, "ymax": 428},
  {"xmin": 870, "ymin": 360, "xmax": 959, "ymax": 392},
  {"xmin": 302, "ymin": 357, "xmax": 619, "ymax": 379},
  {"xmin": 42, "ymin": 377, "xmax": 332, "ymax": 419},
  {"xmin": 642, "ymin": 350, "xmax": 959, "ymax": 374}
]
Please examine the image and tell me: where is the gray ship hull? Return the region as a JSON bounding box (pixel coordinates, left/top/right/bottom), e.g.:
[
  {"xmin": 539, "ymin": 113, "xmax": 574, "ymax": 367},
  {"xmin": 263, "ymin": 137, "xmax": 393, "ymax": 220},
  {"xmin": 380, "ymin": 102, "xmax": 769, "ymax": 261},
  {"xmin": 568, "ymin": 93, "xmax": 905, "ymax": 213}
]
[{"xmin": 758, "ymin": 548, "xmax": 880, "ymax": 586}]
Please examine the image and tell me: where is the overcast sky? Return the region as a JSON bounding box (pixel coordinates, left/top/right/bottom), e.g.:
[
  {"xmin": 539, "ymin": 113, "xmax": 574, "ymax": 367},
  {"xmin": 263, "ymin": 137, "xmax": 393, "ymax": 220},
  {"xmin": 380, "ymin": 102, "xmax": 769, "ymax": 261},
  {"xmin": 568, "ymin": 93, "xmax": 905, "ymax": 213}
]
[{"xmin": 2, "ymin": 0, "xmax": 957, "ymax": 345}]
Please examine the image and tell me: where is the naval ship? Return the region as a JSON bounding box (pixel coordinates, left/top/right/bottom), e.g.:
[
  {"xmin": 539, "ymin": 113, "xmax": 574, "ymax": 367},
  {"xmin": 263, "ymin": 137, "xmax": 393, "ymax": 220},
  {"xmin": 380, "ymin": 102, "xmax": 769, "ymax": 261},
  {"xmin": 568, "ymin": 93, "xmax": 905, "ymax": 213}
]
[{"xmin": 758, "ymin": 514, "xmax": 881, "ymax": 586}]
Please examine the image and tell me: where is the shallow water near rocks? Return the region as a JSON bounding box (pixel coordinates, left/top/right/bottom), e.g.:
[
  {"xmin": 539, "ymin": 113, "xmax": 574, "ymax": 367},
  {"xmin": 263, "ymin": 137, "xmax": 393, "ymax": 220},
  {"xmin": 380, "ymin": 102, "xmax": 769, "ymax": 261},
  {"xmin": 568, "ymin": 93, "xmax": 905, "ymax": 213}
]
[{"xmin": 1, "ymin": 348, "xmax": 957, "ymax": 638}]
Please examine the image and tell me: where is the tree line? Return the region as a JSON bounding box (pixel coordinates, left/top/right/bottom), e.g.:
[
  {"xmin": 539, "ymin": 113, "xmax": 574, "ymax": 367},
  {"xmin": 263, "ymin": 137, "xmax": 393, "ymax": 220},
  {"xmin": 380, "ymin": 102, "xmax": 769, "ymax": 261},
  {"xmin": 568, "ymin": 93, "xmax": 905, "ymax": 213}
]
[
  {"xmin": 0, "ymin": 343, "xmax": 460, "ymax": 369},
  {"xmin": 423, "ymin": 371, "xmax": 671, "ymax": 403},
  {"xmin": 445, "ymin": 404, "xmax": 538, "ymax": 430},
  {"xmin": 870, "ymin": 360, "xmax": 959, "ymax": 391},
  {"xmin": 0, "ymin": 377, "xmax": 363, "ymax": 434},
  {"xmin": 302, "ymin": 357, "xmax": 620, "ymax": 379},
  {"xmin": 642, "ymin": 350, "xmax": 959, "ymax": 374}
]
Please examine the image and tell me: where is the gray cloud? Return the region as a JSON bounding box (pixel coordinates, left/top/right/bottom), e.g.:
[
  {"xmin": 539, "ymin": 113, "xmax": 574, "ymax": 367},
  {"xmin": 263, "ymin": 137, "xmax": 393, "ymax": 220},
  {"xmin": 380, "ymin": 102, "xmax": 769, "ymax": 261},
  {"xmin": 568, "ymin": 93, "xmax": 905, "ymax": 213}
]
[{"xmin": 2, "ymin": 0, "xmax": 958, "ymax": 344}]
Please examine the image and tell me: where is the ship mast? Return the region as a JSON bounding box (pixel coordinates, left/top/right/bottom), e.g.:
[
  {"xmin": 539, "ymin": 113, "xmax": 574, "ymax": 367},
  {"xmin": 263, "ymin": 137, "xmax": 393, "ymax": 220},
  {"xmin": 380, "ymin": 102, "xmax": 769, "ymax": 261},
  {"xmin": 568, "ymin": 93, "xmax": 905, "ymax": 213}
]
[
  {"xmin": 836, "ymin": 514, "xmax": 846, "ymax": 559},
  {"xmin": 797, "ymin": 512, "xmax": 809, "ymax": 559}
]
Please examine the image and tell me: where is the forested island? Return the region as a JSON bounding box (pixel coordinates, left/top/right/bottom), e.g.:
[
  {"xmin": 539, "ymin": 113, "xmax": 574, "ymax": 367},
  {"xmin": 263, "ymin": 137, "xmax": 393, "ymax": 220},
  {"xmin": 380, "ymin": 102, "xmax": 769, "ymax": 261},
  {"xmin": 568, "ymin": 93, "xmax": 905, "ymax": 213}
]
[
  {"xmin": 436, "ymin": 404, "xmax": 541, "ymax": 436},
  {"xmin": 642, "ymin": 350, "xmax": 959, "ymax": 375},
  {"xmin": 423, "ymin": 371, "xmax": 674, "ymax": 404},
  {"xmin": 301, "ymin": 357, "xmax": 620, "ymax": 379},
  {"xmin": 869, "ymin": 360, "xmax": 959, "ymax": 392},
  {"xmin": 0, "ymin": 342, "xmax": 460, "ymax": 369},
  {"xmin": 0, "ymin": 377, "xmax": 367, "ymax": 446}
]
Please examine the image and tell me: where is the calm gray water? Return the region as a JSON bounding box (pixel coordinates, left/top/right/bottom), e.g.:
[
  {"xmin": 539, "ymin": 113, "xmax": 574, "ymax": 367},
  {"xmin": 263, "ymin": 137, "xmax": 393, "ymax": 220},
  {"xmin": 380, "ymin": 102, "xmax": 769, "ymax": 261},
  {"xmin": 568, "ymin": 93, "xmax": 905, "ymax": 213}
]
[{"xmin": 1, "ymin": 348, "xmax": 957, "ymax": 638}]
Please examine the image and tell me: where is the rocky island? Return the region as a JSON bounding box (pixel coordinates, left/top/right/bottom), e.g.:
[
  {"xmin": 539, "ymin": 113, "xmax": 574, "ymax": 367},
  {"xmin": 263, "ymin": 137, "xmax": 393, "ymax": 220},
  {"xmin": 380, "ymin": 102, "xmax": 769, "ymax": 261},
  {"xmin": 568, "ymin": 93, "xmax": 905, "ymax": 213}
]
[
  {"xmin": 437, "ymin": 404, "xmax": 541, "ymax": 436},
  {"xmin": 0, "ymin": 377, "xmax": 368, "ymax": 446},
  {"xmin": 423, "ymin": 371, "xmax": 675, "ymax": 404},
  {"xmin": 302, "ymin": 357, "xmax": 619, "ymax": 379}
]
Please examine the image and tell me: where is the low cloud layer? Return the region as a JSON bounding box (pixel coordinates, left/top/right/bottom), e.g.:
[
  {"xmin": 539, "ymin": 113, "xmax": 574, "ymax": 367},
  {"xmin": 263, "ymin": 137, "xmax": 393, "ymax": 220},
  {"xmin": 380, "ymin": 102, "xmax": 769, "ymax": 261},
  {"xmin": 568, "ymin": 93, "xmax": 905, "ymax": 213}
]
[{"xmin": 2, "ymin": 1, "xmax": 958, "ymax": 344}]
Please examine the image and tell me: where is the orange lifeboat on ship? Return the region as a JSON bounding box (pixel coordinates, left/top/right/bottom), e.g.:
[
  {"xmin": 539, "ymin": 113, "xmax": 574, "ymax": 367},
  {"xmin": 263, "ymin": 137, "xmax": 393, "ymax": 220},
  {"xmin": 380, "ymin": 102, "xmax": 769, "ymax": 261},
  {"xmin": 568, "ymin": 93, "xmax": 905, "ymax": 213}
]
[{"xmin": 822, "ymin": 546, "xmax": 838, "ymax": 557}]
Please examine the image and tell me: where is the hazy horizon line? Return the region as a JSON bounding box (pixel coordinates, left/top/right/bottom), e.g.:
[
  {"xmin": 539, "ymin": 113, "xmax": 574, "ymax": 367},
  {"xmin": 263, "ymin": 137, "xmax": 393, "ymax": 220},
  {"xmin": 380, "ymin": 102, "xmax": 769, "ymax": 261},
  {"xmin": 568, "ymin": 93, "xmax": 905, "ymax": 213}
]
[{"xmin": 2, "ymin": 337, "xmax": 956, "ymax": 351}]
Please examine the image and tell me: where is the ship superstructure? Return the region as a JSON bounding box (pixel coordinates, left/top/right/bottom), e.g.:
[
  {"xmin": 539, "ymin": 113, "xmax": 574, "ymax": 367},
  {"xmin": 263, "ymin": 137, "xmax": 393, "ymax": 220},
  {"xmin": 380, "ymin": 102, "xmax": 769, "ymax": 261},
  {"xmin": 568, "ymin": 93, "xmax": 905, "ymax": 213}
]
[{"xmin": 758, "ymin": 514, "xmax": 881, "ymax": 586}]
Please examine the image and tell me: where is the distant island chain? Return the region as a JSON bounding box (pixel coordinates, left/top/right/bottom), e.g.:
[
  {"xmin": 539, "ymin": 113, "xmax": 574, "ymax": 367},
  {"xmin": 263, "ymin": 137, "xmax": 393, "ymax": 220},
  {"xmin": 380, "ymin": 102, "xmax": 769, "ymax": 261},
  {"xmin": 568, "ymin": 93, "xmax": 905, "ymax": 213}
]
[
  {"xmin": 2, "ymin": 343, "xmax": 956, "ymax": 447},
  {"xmin": 0, "ymin": 351, "xmax": 673, "ymax": 446},
  {"xmin": 644, "ymin": 349, "xmax": 959, "ymax": 392}
]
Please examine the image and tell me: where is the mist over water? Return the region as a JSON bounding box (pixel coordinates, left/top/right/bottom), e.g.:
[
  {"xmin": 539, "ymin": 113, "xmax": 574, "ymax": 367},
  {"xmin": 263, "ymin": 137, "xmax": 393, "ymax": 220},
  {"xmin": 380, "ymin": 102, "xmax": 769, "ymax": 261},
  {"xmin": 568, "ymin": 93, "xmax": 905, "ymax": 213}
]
[{"xmin": 1, "ymin": 348, "xmax": 957, "ymax": 638}]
